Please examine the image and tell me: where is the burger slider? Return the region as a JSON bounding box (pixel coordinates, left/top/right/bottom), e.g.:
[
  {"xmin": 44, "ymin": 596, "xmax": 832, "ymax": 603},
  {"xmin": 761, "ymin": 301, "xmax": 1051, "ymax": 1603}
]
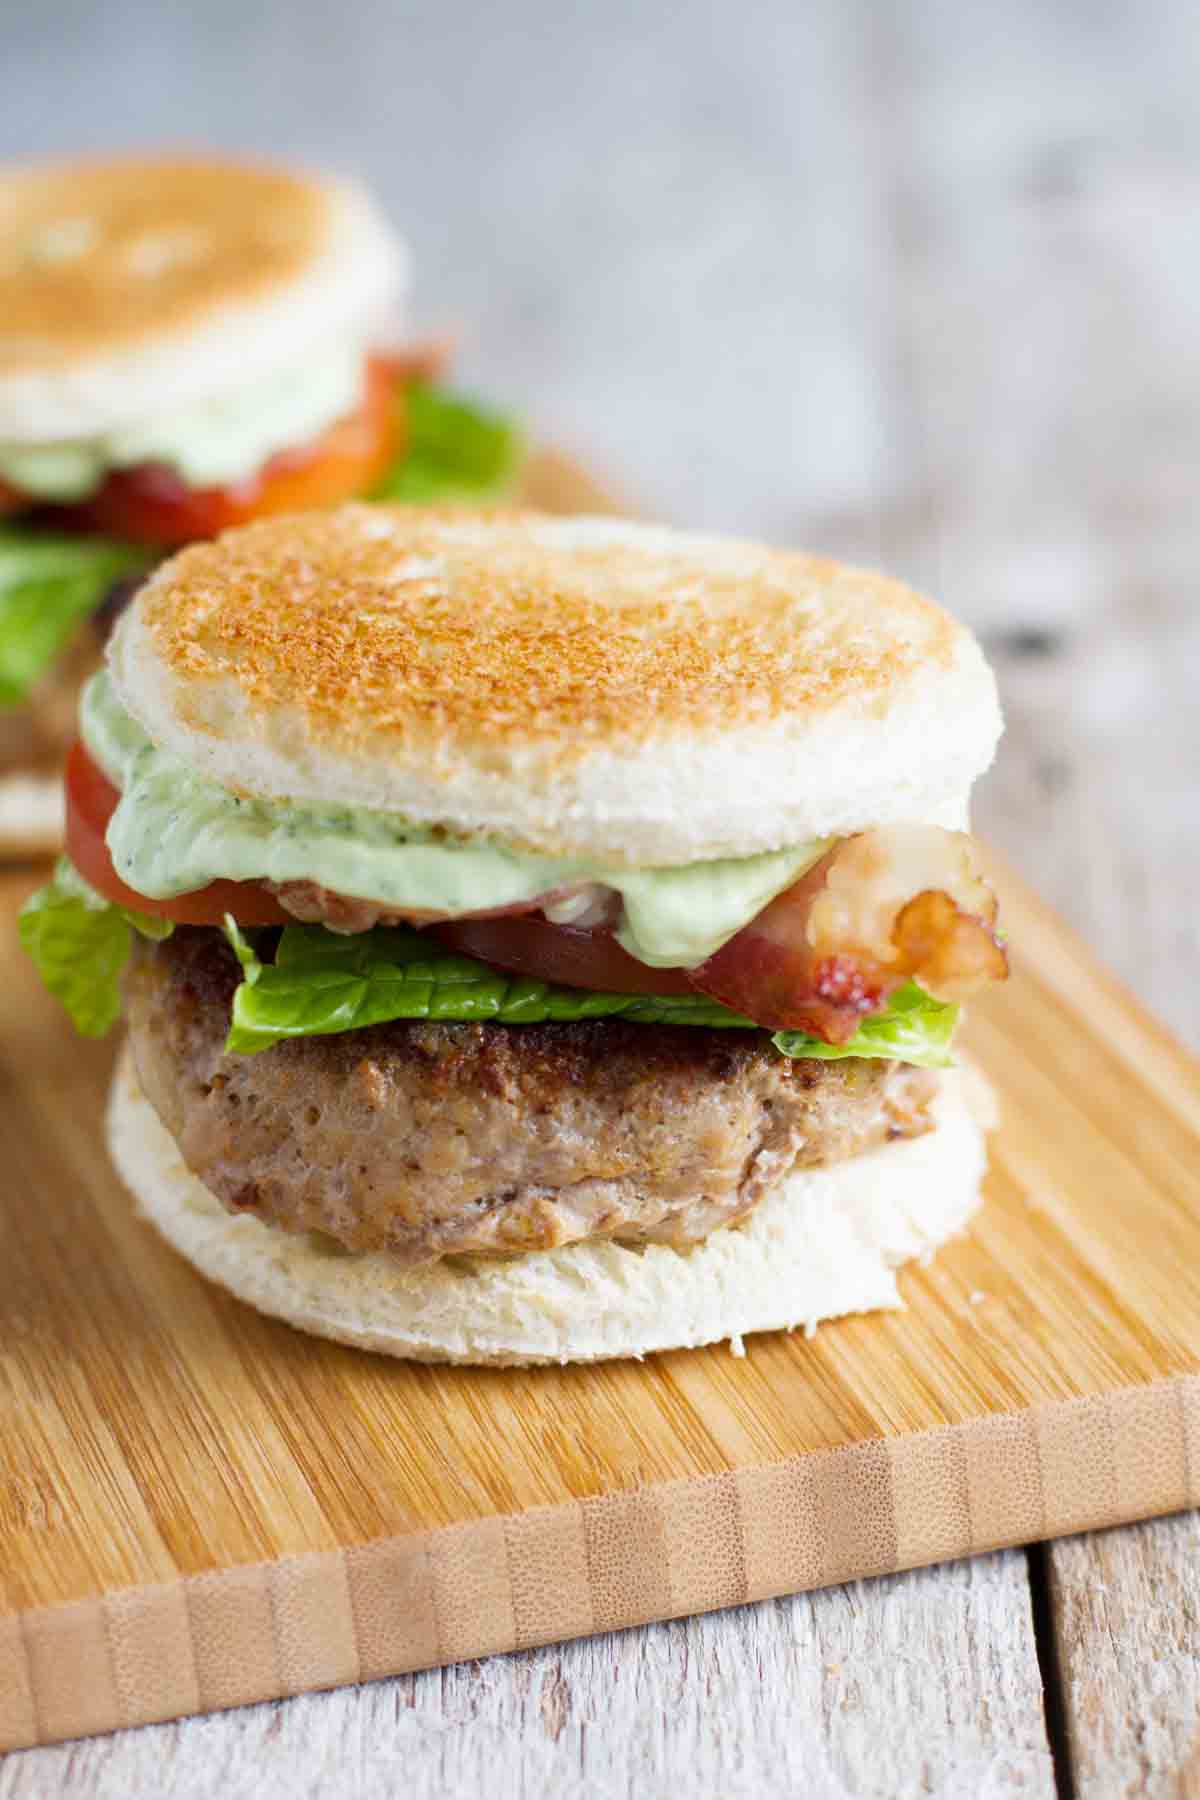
[
  {"xmin": 22, "ymin": 508, "xmax": 1008, "ymax": 1363},
  {"xmin": 0, "ymin": 155, "xmax": 519, "ymax": 854}
]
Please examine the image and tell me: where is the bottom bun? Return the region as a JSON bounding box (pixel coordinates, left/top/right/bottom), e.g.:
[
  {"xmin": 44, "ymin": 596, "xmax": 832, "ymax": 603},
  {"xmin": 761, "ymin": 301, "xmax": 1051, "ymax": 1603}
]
[
  {"xmin": 0, "ymin": 772, "xmax": 63, "ymax": 859},
  {"xmin": 107, "ymin": 1046, "xmax": 992, "ymax": 1365}
]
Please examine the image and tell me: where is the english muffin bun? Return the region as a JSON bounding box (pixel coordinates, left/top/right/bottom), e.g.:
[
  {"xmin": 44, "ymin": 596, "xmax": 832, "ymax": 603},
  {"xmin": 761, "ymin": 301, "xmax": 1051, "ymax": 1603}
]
[
  {"xmin": 108, "ymin": 1049, "xmax": 991, "ymax": 1365},
  {"xmin": 0, "ymin": 156, "xmax": 405, "ymax": 442},
  {"xmin": 109, "ymin": 508, "xmax": 1002, "ymax": 865},
  {"xmin": 0, "ymin": 772, "xmax": 63, "ymax": 858}
]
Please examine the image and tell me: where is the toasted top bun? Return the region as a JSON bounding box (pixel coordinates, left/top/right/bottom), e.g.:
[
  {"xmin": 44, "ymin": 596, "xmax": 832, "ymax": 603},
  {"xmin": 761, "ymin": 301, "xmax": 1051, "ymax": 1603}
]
[
  {"xmin": 109, "ymin": 508, "xmax": 1002, "ymax": 865},
  {"xmin": 0, "ymin": 155, "xmax": 406, "ymax": 441}
]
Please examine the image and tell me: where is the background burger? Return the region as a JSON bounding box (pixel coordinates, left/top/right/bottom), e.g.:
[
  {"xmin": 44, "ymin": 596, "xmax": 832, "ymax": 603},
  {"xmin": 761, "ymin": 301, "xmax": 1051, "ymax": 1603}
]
[
  {"xmin": 0, "ymin": 154, "xmax": 520, "ymax": 855},
  {"xmin": 21, "ymin": 507, "xmax": 1008, "ymax": 1364}
]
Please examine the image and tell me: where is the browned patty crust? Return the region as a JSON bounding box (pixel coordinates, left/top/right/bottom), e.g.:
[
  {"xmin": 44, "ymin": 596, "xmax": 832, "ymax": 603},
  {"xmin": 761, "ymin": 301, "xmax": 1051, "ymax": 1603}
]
[{"xmin": 125, "ymin": 930, "xmax": 939, "ymax": 1266}]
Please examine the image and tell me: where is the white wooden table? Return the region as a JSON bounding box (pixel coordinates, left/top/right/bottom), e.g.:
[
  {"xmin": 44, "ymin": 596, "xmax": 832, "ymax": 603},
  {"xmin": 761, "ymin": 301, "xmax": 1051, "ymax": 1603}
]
[{"xmin": 2, "ymin": 2, "xmax": 1198, "ymax": 1793}]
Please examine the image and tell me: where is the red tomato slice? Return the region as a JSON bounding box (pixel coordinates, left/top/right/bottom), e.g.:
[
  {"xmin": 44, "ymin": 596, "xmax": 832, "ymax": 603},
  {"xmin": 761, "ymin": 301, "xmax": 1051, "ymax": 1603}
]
[
  {"xmin": 46, "ymin": 357, "xmax": 403, "ymax": 548},
  {"xmin": 432, "ymin": 916, "xmax": 695, "ymax": 996},
  {"xmin": 0, "ymin": 478, "xmax": 24, "ymax": 516},
  {"xmin": 64, "ymin": 743, "xmax": 290, "ymax": 925}
]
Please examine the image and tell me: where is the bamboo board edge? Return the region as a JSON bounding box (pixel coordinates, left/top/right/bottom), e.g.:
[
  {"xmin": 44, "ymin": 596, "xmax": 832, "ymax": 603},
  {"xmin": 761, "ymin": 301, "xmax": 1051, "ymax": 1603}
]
[{"xmin": 4, "ymin": 1371, "xmax": 1198, "ymax": 1752}]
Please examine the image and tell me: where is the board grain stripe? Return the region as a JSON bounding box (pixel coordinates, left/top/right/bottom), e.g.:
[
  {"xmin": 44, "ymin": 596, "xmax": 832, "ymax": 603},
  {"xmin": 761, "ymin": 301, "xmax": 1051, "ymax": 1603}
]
[
  {"xmin": 1035, "ymin": 1395, "xmax": 1118, "ymax": 1539},
  {"xmin": 427, "ymin": 1517, "xmax": 515, "ymax": 1662},
  {"xmin": 344, "ymin": 1535, "xmax": 439, "ymax": 1679},
  {"xmin": 1109, "ymin": 1382, "xmax": 1191, "ymax": 1518},
  {"xmin": 888, "ymin": 1425, "xmax": 973, "ymax": 1570},
  {"xmin": 961, "ymin": 1410, "xmax": 1045, "ymax": 1551},
  {"xmin": 661, "ymin": 1470, "xmax": 747, "ymax": 1617},
  {"xmin": 103, "ymin": 1582, "xmax": 199, "ymax": 1730},
  {"xmin": 503, "ymin": 1504, "xmax": 593, "ymax": 1650},
  {"xmin": 17, "ymin": 1598, "xmax": 120, "ymax": 1747},
  {"xmin": 267, "ymin": 1552, "xmax": 360, "ymax": 1698},
  {"xmin": 813, "ymin": 1437, "xmax": 898, "ymax": 1586},
  {"xmin": 185, "ymin": 1565, "xmax": 279, "ymax": 1716},
  {"xmin": 1181, "ymin": 1375, "xmax": 1200, "ymax": 1503},
  {"xmin": 0, "ymin": 1618, "xmax": 36, "ymax": 1754},
  {"xmin": 736, "ymin": 1457, "xmax": 822, "ymax": 1603},
  {"xmin": 582, "ymin": 1488, "xmax": 671, "ymax": 1633}
]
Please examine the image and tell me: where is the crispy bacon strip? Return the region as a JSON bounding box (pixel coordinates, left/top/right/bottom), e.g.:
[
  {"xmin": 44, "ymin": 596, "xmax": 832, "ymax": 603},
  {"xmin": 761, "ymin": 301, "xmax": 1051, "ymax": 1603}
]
[{"xmin": 690, "ymin": 826, "xmax": 1008, "ymax": 1043}]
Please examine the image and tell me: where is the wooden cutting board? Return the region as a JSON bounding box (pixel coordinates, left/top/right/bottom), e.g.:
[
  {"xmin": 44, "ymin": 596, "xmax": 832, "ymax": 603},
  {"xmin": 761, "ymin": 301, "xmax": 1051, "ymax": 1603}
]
[{"xmin": 2, "ymin": 454, "xmax": 1199, "ymax": 1752}]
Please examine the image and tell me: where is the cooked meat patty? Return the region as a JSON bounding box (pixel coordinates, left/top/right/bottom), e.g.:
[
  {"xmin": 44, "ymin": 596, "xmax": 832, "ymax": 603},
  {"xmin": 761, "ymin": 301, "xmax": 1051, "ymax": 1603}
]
[{"xmin": 125, "ymin": 929, "xmax": 938, "ymax": 1265}]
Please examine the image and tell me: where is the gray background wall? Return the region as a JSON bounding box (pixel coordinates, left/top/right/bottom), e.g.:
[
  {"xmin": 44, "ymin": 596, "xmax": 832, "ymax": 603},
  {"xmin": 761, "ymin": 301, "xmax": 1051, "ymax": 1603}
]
[{"xmin": 4, "ymin": 0, "xmax": 1198, "ymax": 632}]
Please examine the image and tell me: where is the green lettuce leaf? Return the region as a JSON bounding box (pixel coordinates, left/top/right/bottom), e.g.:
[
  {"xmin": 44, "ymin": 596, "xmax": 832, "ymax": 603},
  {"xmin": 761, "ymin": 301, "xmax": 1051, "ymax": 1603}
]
[
  {"xmin": 18, "ymin": 867, "xmax": 957, "ymax": 1068},
  {"xmin": 221, "ymin": 921, "xmax": 753, "ymax": 1053},
  {"xmin": 372, "ymin": 383, "xmax": 523, "ymax": 504},
  {"xmin": 772, "ymin": 979, "xmax": 959, "ymax": 1067},
  {"xmin": 222, "ymin": 921, "xmax": 958, "ymax": 1065},
  {"xmin": 0, "ymin": 526, "xmax": 153, "ymax": 707},
  {"xmin": 18, "ymin": 858, "xmax": 172, "ymax": 1037}
]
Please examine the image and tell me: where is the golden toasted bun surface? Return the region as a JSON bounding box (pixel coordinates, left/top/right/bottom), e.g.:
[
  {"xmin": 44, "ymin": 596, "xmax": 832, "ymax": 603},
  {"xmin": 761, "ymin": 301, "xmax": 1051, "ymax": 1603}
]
[
  {"xmin": 112, "ymin": 509, "xmax": 1001, "ymax": 862},
  {"xmin": 136, "ymin": 506, "xmax": 954, "ymax": 743},
  {"xmin": 0, "ymin": 156, "xmax": 406, "ymax": 441},
  {"xmin": 0, "ymin": 157, "xmax": 324, "ymax": 371}
]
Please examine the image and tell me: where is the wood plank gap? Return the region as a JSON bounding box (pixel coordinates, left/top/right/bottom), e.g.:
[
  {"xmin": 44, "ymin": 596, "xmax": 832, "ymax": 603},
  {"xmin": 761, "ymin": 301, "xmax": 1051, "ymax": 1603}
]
[{"xmin": 1027, "ymin": 1540, "xmax": 1077, "ymax": 1800}]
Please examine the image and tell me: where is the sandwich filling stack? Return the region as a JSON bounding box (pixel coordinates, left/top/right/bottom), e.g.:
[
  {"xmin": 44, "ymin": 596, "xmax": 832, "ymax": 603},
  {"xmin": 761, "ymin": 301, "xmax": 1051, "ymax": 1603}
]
[
  {"xmin": 0, "ymin": 155, "xmax": 519, "ymax": 852},
  {"xmin": 22, "ymin": 508, "xmax": 1008, "ymax": 1363}
]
